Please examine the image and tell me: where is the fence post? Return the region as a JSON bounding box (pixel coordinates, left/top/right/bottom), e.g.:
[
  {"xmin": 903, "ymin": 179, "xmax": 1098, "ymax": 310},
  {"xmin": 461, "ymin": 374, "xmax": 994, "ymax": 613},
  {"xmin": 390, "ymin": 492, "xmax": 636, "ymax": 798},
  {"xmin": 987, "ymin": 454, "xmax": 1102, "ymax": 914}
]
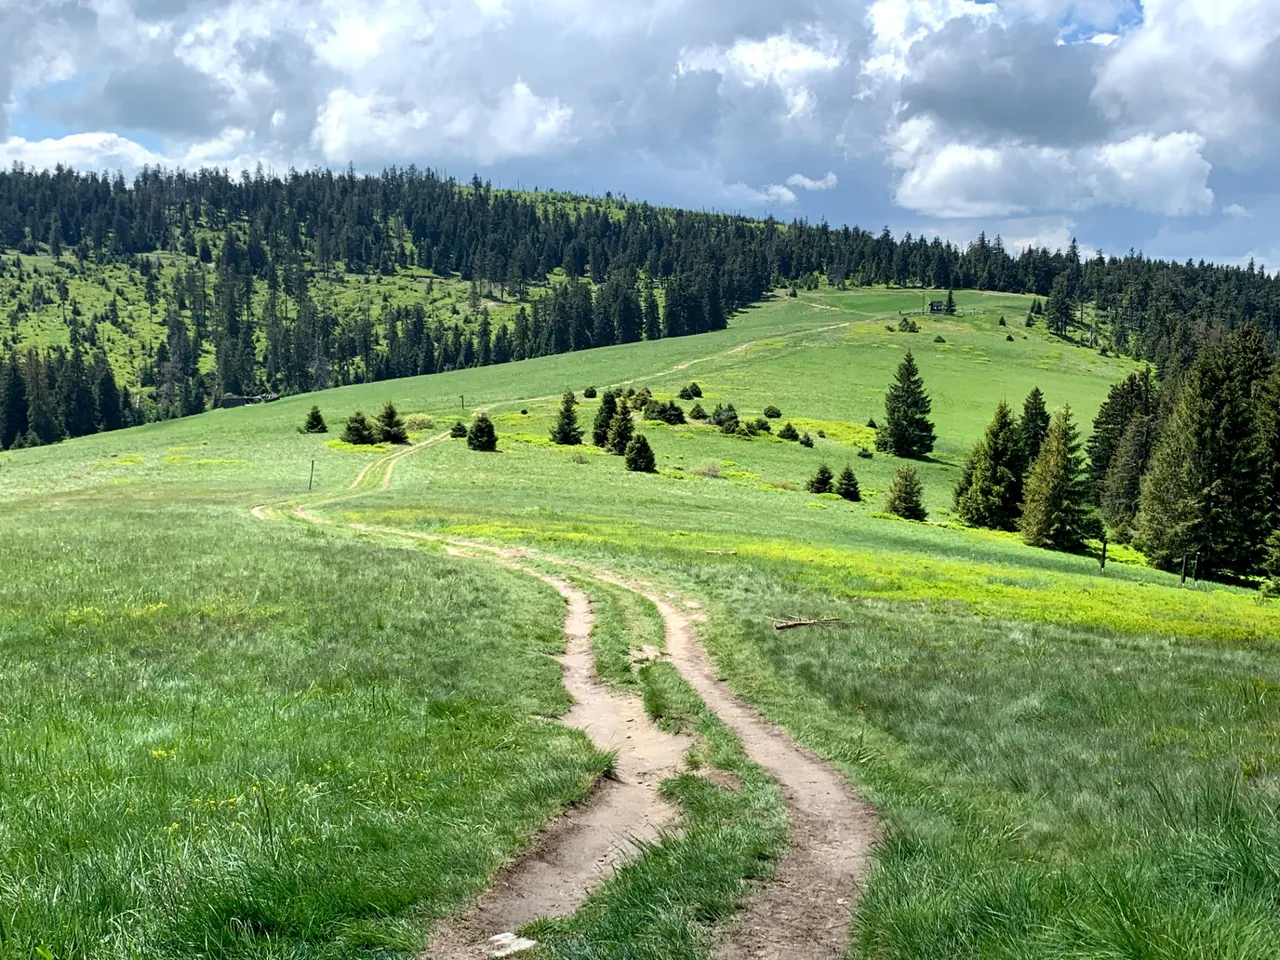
[
  {"xmin": 1180, "ymin": 555, "xmax": 1188, "ymax": 585},
  {"xmin": 308, "ymin": 460, "xmax": 315, "ymax": 491},
  {"xmin": 1099, "ymin": 537, "xmax": 1107, "ymax": 571}
]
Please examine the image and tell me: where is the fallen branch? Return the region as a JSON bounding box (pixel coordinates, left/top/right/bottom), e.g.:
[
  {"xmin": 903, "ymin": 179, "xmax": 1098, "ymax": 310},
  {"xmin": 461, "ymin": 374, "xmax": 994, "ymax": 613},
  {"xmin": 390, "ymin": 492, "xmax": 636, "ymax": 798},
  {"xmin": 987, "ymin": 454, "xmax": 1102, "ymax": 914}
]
[
  {"xmin": 768, "ymin": 616, "xmax": 846, "ymax": 631},
  {"xmin": 705, "ymin": 549, "xmax": 738, "ymax": 556}
]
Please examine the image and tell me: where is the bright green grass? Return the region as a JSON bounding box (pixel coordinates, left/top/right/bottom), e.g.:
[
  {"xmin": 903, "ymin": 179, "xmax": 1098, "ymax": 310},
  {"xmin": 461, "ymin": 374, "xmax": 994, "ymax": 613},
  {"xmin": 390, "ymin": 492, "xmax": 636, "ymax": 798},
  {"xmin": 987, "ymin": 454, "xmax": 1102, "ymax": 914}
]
[{"xmin": 3, "ymin": 285, "xmax": 1277, "ymax": 959}]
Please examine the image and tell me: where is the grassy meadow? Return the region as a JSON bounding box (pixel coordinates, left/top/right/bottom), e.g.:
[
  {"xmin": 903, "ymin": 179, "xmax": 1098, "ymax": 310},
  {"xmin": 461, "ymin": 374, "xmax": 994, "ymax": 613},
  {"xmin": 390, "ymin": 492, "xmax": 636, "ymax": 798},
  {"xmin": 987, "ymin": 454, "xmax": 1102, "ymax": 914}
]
[{"xmin": 3, "ymin": 286, "xmax": 1279, "ymax": 958}]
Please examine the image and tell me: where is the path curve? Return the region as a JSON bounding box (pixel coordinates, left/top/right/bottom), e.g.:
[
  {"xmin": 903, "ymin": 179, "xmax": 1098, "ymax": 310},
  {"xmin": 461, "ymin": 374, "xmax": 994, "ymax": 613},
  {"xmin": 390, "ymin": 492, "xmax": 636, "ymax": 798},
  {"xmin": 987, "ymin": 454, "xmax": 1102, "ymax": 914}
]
[{"xmin": 425, "ymin": 548, "xmax": 691, "ymax": 959}]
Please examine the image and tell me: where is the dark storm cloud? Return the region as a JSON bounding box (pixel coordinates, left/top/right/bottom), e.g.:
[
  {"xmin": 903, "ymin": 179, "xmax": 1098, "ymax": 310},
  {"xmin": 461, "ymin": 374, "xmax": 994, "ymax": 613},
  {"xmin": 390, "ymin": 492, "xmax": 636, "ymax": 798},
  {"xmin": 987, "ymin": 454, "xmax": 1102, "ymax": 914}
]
[{"xmin": 901, "ymin": 18, "xmax": 1109, "ymax": 145}]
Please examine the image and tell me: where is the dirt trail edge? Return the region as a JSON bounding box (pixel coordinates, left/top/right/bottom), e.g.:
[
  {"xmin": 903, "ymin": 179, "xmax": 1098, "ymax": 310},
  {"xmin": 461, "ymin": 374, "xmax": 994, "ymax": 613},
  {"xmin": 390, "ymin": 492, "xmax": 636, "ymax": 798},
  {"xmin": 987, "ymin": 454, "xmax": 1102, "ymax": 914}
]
[
  {"xmin": 425, "ymin": 548, "xmax": 691, "ymax": 960},
  {"xmin": 589, "ymin": 569, "xmax": 879, "ymax": 960}
]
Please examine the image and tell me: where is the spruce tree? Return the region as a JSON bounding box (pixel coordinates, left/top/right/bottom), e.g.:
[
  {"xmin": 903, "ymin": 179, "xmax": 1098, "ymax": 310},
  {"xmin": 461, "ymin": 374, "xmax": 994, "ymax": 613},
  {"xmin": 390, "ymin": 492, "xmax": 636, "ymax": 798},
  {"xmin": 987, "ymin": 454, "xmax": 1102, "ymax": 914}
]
[
  {"xmin": 1101, "ymin": 414, "xmax": 1155, "ymax": 541},
  {"xmin": 302, "ymin": 405, "xmax": 328, "ymax": 433},
  {"xmin": 450, "ymin": 420, "xmax": 468, "ymax": 438},
  {"xmin": 606, "ymin": 398, "xmax": 634, "ymax": 455},
  {"xmin": 467, "ymin": 412, "xmax": 498, "ymax": 451},
  {"xmin": 342, "ymin": 410, "xmax": 377, "ymax": 445},
  {"xmin": 592, "ymin": 389, "xmax": 618, "ymax": 447},
  {"xmin": 95, "ymin": 360, "xmax": 123, "ymax": 432},
  {"xmin": 550, "ymin": 390, "xmax": 583, "ymax": 445},
  {"xmin": 1087, "ymin": 368, "xmax": 1156, "ymax": 501},
  {"xmin": 1020, "ymin": 405, "xmax": 1090, "ymax": 551},
  {"xmin": 376, "ymin": 402, "xmax": 409, "ymax": 444},
  {"xmin": 807, "ymin": 463, "xmax": 834, "ymax": 494},
  {"xmin": 956, "ymin": 400, "xmax": 1025, "ymax": 531},
  {"xmin": 0, "ymin": 350, "xmax": 28, "ymax": 449},
  {"xmin": 1020, "ymin": 387, "xmax": 1050, "ymax": 463},
  {"xmin": 835, "ymin": 464, "xmax": 861, "ymax": 501},
  {"xmin": 1135, "ymin": 334, "xmax": 1268, "ymax": 576},
  {"xmin": 1045, "ymin": 273, "xmax": 1073, "ymax": 336},
  {"xmin": 944, "ymin": 289, "xmax": 956, "ymax": 315},
  {"xmin": 624, "ymin": 433, "xmax": 656, "ymax": 472},
  {"xmin": 885, "ymin": 466, "xmax": 927, "ymax": 521},
  {"xmin": 642, "ymin": 287, "xmax": 661, "ymax": 341},
  {"xmin": 876, "ymin": 350, "xmax": 935, "ymax": 458}
]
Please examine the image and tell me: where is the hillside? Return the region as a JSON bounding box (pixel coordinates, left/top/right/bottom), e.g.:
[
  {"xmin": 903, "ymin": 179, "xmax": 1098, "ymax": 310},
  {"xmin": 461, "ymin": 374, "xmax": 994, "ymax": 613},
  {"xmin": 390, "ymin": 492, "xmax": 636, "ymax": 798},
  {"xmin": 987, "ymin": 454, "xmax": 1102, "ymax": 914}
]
[{"xmin": 3, "ymin": 284, "xmax": 1279, "ymax": 959}]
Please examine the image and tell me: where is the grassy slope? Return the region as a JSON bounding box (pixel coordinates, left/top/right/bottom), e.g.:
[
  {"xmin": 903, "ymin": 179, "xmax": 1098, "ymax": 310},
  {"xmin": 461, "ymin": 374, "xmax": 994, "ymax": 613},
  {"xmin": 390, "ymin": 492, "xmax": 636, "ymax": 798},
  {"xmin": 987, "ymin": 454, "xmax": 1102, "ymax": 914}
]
[{"xmin": 4, "ymin": 286, "xmax": 1279, "ymax": 959}]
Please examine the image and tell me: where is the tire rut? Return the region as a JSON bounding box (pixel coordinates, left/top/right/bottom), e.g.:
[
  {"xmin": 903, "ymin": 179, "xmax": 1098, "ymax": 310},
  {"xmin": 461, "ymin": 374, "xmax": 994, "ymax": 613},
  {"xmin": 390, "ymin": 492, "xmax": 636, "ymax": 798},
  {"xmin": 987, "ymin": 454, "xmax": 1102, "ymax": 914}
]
[{"xmin": 424, "ymin": 549, "xmax": 691, "ymax": 959}]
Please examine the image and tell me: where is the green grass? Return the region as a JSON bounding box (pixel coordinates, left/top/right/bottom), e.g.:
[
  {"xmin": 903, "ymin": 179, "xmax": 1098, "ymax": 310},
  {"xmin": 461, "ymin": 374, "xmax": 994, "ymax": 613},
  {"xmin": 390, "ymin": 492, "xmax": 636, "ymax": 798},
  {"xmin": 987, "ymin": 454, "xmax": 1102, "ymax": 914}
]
[{"xmin": 2, "ymin": 285, "xmax": 1278, "ymax": 958}]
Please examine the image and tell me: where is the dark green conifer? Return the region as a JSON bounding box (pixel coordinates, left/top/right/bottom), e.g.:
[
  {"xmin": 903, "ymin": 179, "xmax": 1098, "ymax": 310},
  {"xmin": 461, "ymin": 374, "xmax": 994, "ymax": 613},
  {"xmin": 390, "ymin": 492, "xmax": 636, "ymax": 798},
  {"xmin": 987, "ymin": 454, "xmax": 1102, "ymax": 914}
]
[
  {"xmin": 885, "ymin": 466, "xmax": 927, "ymax": 521},
  {"xmin": 450, "ymin": 420, "xmax": 468, "ymax": 438},
  {"xmin": 836, "ymin": 464, "xmax": 861, "ymax": 502},
  {"xmin": 376, "ymin": 402, "xmax": 408, "ymax": 444},
  {"xmin": 806, "ymin": 463, "xmax": 834, "ymax": 494},
  {"xmin": 876, "ymin": 350, "xmax": 935, "ymax": 458},
  {"xmin": 342, "ymin": 410, "xmax": 378, "ymax": 445},
  {"xmin": 625, "ymin": 433, "xmax": 656, "ymax": 472},
  {"xmin": 302, "ymin": 405, "xmax": 328, "ymax": 434},
  {"xmin": 606, "ymin": 398, "xmax": 634, "ymax": 455},
  {"xmin": 550, "ymin": 390, "xmax": 583, "ymax": 445},
  {"xmin": 944, "ymin": 289, "xmax": 956, "ymax": 315},
  {"xmin": 956, "ymin": 400, "xmax": 1025, "ymax": 531},
  {"xmin": 0, "ymin": 349, "xmax": 29, "ymax": 449},
  {"xmin": 1020, "ymin": 406, "xmax": 1090, "ymax": 551},
  {"xmin": 778, "ymin": 422, "xmax": 799, "ymax": 441},
  {"xmin": 467, "ymin": 412, "xmax": 498, "ymax": 451},
  {"xmin": 592, "ymin": 389, "xmax": 618, "ymax": 447},
  {"xmin": 1020, "ymin": 387, "xmax": 1050, "ymax": 463},
  {"xmin": 1101, "ymin": 414, "xmax": 1155, "ymax": 541},
  {"xmin": 1087, "ymin": 368, "xmax": 1156, "ymax": 501}
]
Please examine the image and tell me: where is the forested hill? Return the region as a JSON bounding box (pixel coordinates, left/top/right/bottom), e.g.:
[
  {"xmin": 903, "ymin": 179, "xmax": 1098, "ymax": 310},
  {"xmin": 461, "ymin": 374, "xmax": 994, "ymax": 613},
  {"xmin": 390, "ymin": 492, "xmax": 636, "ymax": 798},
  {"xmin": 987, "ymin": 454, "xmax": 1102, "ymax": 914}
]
[{"xmin": 1, "ymin": 164, "xmax": 1278, "ymax": 450}]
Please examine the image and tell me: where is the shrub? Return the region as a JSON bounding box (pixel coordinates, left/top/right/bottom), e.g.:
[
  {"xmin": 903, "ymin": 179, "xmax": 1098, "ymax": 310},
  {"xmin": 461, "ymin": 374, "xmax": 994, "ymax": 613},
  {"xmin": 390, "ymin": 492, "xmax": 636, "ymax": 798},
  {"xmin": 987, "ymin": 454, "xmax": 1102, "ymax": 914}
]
[
  {"xmin": 799, "ymin": 432, "xmax": 814, "ymax": 448},
  {"xmin": 632, "ymin": 387, "xmax": 652, "ymax": 409},
  {"xmin": 686, "ymin": 382, "xmax": 703, "ymax": 398},
  {"xmin": 689, "ymin": 402, "xmax": 707, "ymax": 420},
  {"xmin": 404, "ymin": 413, "xmax": 434, "ymax": 432},
  {"xmin": 857, "ymin": 447, "xmax": 873, "ymax": 459},
  {"xmin": 449, "ymin": 420, "xmax": 468, "ymax": 439},
  {"xmin": 709, "ymin": 403, "xmax": 738, "ymax": 430},
  {"xmin": 866, "ymin": 417, "xmax": 877, "ymax": 429},
  {"xmin": 751, "ymin": 417, "xmax": 772, "ymax": 433},
  {"xmin": 693, "ymin": 462, "xmax": 721, "ymax": 478},
  {"xmin": 885, "ymin": 465, "xmax": 928, "ymax": 521},
  {"xmin": 677, "ymin": 385, "xmax": 694, "ymax": 400},
  {"xmin": 899, "ymin": 317, "xmax": 919, "ymax": 333},
  {"xmin": 376, "ymin": 402, "xmax": 409, "ymax": 444},
  {"xmin": 817, "ymin": 429, "xmax": 826, "ymax": 438},
  {"xmin": 342, "ymin": 410, "xmax": 378, "ymax": 445},
  {"xmin": 934, "ymin": 335, "xmax": 946, "ymax": 343},
  {"xmin": 583, "ymin": 385, "xmax": 598, "ymax": 399},
  {"xmin": 301, "ymin": 405, "xmax": 327, "ymax": 434},
  {"xmin": 836, "ymin": 465, "xmax": 861, "ymax": 501},
  {"xmin": 806, "ymin": 463, "xmax": 834, "ymax": 494},
  {"xmin": 521, "ymin": 408, "xmax": 528, "ymax": 415},
  {"xmin": 1006, "ymin": 334, "xmax": 1015, "ymax": 342},
  {"xmin": 645, "ymin": 399, "xmax": 686, "ymax": 425},
  {"xmin": 763, "ymin": 405, "xmax": 782, "ymax": 419},
  {"xmin": 998, "ymin": 315, "xmax": 1007, "ymax": 326},
  {"xmin": 466, "ymin": 413, "xmax": 498, "ymax": 451},
  {"xmin": 778, "ymin": 422, "xmax": 800, "ymax": 441},
  {"xmin": 788, "ymin": 286, "xmax": 798, "ymax": 298},
  {"xmin": 624, "ymin": 434, "xmax": 656, "ymax": 473}
]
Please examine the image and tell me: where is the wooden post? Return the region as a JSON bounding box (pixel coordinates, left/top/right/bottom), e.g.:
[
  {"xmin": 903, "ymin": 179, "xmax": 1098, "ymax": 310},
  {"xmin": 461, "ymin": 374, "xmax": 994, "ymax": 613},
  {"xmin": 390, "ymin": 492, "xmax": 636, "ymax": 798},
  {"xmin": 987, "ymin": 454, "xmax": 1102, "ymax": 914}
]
[
  {"xmin": 1099, "ymin": 537, "xmax": 1108, "ymax": 571},
  {"xmin": 308, "ymin": 460, "xmax": 315, "ymax": 491},
  {"xmin": 1180, "ymin": 554, "xmax": 1188, "ymax": 585},
  {"xmin": 1193, "ymin": 551, "xmax": 1200, "ymax": 586}
]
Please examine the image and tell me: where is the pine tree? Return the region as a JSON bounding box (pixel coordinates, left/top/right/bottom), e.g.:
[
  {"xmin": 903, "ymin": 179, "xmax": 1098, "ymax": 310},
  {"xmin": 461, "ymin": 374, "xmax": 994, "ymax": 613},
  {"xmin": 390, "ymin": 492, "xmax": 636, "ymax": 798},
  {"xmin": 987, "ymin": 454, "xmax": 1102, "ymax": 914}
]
[
  {"xmin": 1045, "ymin": 273, "xmax": 1072, "ymax": 337},
  {"xmin": 1020, "ymin": 387, "xmax": 1050, "ymax": 463},
  {"xmin": 1020, "ymin": 406, "xmax": 1090, "ymax": 551},
  {"xmin": 624, "ymin": 433, "xmax": 656, "ymax": 472},
  {"xmin": 376, "ymin": 402, "xmax": 408, "ymax": 444},
  {"xmin": 778, "ymin": 421, "xmax": 799, "ymax": 441},
  {"xmin": 24, "ymin": 352, "xmax": 62, "ymax": 446},
  {"xmin": 807, "ymin": 463, "xmax": 834, "ymax": 494},
  {"xmin": 956, "ymin": 400, "xmax": 1025, "ymax": 531},
  {"xmin": 450, "ymin": 420, "xmax": 468, "ymax": 438},
  {"xmin": 944, "ymin": 289, "xmax": 956, "ymax": 315},
  {"xmin": 550, "ymin": 390, "xmax": 583, "ymax": 445},
  {"xmin": 302, "ymin": 405, "xmax": 328, "ymax": 434},
  {"xmin": 1087, "ymin": 368, "xmax": 1156, "ymax": 501},
  {"xmin": 1101, "ymin": 414, "xmax": 1155, "ymax": 541},
  {"xmin": 0, "ymin": 349, "xmax": 28, "ymax": 449},
  {"xmin": 642, "ymin": 287, "xmax": 661, "ymax": 341},
  {"xmin": 876, "ymin": 350, "xmax": 935, "ymax": 458},
  {"xmin": 342, "ymin": 410, "xmax": 378, "ymax": 445},
  {"xmin": 835, "ymin": 464, "xmax": 861, "ymax": 501},
  {"xmin": 467, "ymin": 412, "xmax": 498, "ymax": 451},
  {"xmin": 592, "ymin": 389, "xmax": 618, "ymax": 447},
  {"xmin": 1135, "ymin": 334, "xmax": 1269, "ymax": 576},
  {"xmin": 95, "ymin": 359, "xmax": 123, "ymax": 432},
  {"xmin": 606, "ymin": 398, "xmax": 634, "ymax": 455},
  {"xmin": 885, "ymin": 466, "xmax": 927, "ymax": 521}
]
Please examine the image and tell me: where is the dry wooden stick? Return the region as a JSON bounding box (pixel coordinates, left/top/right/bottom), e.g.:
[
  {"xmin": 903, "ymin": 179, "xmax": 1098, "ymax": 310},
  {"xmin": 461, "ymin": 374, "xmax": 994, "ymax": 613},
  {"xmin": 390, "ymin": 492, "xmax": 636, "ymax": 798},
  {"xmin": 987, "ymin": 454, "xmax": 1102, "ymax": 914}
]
[{"xmin": 768, "ymin": 616, "xmax": 846, "ymax": 630}]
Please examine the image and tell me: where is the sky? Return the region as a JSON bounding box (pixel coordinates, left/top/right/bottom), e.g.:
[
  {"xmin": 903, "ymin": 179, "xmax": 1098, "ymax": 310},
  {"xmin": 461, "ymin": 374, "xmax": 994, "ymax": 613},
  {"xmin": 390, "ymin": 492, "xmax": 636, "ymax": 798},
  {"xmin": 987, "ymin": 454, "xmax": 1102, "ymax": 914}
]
[{"xmin": 2, "ymin": 0, "xmax": 1279, "ymax": 267}]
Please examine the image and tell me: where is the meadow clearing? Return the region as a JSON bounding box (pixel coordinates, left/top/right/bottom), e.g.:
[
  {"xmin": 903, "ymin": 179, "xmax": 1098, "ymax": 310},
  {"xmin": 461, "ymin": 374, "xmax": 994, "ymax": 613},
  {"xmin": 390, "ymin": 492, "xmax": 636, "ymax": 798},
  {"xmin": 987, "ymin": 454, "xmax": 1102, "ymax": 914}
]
[{"xmin": 2, "ymin": 287, "xmax": 1278, "ymax": 959}]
